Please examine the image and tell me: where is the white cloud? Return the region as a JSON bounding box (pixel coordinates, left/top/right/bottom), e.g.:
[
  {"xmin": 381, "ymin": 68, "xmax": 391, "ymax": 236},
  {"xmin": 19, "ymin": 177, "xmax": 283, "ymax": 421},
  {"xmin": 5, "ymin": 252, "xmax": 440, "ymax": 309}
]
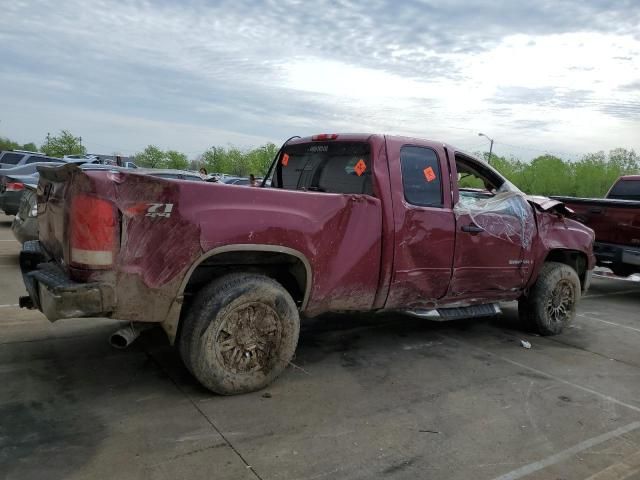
[{"xmin": 0, "ymin": 0, "xmax": 639, "ymax": 160}]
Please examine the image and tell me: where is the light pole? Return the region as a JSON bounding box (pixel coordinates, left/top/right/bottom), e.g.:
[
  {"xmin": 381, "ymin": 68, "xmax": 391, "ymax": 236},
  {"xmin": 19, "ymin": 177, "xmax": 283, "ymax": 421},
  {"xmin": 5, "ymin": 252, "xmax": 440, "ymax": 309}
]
[{"xmin": 478, "ymin": 132, "xmax": 494, "ymax": 165}]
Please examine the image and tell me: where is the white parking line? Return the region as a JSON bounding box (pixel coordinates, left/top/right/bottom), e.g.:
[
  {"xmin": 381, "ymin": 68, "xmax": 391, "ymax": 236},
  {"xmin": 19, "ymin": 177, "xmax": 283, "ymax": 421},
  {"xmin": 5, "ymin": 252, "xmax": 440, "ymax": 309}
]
[
  {"xmin": 0, "ymin": 304, "xmax": 19, "ymax": 308},
  {"xmin": 441, "ymin": 334, "xmax": 640, "ymax": 414},
  {"xmin": 578, "ymin": 313, "xmax": 640, "ymax": 334},
  {"xmin": 584, "ymin": 290, "xmax": 640, "ymax": 299},
  {"xmin": 491, "ymin": 422, "xmax": 640, "ymax": 480}
]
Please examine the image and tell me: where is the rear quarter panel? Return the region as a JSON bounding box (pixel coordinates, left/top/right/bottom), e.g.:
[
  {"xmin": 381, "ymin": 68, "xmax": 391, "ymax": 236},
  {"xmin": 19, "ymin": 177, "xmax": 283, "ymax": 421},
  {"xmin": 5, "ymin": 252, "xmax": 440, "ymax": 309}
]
[{"xmin": 179, "ymin": 183, "xmax": 383, "ymax": 315}]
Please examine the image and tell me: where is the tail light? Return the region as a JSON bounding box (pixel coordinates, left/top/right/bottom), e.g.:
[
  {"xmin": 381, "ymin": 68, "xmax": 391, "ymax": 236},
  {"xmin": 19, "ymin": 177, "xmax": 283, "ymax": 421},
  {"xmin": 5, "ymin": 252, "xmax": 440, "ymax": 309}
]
[
  {"xmin": 6, "ymin": 182, "xmax": 25, "ymax": 191},
  {"xmin": 70, "ymin": 194, "xmax": 117, "ymax": 269},
  {"xmin": 312, "ymin": 134, "xmax": 338, "ymax": 141}
]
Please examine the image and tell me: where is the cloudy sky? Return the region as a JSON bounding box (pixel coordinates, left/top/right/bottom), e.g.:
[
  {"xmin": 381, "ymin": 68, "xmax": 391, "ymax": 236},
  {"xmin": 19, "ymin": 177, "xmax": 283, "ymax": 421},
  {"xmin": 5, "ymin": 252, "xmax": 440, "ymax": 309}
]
[{"xmin": 1, "ymin": 0, "xmax": 639, "ymax": 160}]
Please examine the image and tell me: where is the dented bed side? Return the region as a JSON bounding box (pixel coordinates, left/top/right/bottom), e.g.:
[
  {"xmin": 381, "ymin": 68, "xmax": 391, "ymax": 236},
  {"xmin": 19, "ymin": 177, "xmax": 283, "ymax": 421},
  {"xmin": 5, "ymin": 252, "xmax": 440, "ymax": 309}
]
[{"xmin": 31, "ymin": 162, "xmax": 385, "ymax": 337}]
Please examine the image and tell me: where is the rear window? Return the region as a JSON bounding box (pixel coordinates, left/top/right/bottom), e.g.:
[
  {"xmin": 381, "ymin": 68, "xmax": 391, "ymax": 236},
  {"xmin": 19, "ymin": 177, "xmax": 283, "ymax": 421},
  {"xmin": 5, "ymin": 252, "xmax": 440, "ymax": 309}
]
[
  {"xmin": 271, "ymin": 142, "xmax": 373, "ymax": 195},
  {"xmin": 608, "ymin": 179, "xmax": 640, "ymax": 200},
  {"xmin": 0, "ymin": 153, "xmax": 25, "ymax": 165}
]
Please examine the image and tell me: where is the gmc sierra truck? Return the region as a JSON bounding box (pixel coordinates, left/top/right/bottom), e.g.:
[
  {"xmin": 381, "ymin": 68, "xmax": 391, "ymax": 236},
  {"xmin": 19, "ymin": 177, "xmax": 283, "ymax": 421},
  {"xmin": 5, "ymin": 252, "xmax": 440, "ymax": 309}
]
[
  {"xmin": 553, "ymin": 175, "xmax": 640, "ymax": 277},
  {"xmin": 20, "ymin": 134, "xmax": 595, "ymax": 394}
]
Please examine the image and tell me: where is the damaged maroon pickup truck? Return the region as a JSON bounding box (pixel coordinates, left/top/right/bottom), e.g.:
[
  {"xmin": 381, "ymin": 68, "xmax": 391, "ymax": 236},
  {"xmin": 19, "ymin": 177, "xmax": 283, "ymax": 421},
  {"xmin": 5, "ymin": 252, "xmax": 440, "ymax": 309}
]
[{"xmin": 20, "ymin": 134, "xmax": 595, "ymax": 394}]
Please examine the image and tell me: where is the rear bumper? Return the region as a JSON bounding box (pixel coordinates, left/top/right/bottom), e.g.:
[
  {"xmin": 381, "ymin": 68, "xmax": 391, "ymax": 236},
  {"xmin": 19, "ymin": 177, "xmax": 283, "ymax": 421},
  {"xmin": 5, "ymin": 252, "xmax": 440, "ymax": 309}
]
[
  {"xmin": 594, "ymin": 241, "xmax": 640, "ymax": 273},
  {"xmin": 20, "ymin": 241, "xmax": 115, "ymax": 321}
]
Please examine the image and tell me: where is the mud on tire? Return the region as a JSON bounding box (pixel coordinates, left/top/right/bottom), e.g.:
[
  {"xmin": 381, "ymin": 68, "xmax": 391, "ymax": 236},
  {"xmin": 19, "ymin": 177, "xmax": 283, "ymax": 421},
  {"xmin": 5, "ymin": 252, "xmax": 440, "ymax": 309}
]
[
  {"xmin": 178, "ymin": 273, "xmax": 300, "ymax": 395},
  {"xmin": 518, "ymin": 261, "xmax": 581, "ymax": 336}
]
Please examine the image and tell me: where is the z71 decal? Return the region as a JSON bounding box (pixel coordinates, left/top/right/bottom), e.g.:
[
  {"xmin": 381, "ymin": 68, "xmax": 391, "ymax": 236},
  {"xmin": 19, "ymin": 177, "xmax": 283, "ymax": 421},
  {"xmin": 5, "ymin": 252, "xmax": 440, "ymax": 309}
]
[{"xmin": 145, "ymin": 203, "xmax": 174, "ymax": 218}]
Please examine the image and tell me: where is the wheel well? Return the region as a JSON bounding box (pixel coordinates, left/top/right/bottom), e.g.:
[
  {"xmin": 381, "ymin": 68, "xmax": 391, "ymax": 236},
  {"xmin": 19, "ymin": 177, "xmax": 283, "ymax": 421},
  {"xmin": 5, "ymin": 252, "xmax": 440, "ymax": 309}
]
[
  {"xmin": 545, "ymin": 249, "xmax": 588, "ymax": 288},
  {"xmin": 181, "ymin": 250, "xmax": 309, "ymax": 309}
]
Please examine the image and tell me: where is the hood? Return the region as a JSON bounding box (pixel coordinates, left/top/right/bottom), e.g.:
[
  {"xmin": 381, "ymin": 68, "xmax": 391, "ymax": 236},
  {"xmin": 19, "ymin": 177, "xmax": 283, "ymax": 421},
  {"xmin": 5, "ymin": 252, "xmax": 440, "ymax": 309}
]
[{"xmin": 525, "ymin": 195, "xmax": 574, "ymax": 215}]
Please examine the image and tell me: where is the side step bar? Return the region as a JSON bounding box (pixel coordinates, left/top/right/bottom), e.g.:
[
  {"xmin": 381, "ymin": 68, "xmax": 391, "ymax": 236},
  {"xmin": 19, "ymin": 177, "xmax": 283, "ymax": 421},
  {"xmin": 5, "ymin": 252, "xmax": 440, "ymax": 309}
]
[{"xmin": 404, "ymin": 303, "xmax": 501, "ymax": 321}]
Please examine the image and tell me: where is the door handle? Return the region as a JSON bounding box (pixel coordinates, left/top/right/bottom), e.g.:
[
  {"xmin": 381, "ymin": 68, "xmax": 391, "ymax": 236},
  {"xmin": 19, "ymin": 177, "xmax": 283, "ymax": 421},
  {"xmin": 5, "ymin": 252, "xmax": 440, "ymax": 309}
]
[{"xmin": 461, "ymin": 224, "xmax": 484, "ymax": 234}]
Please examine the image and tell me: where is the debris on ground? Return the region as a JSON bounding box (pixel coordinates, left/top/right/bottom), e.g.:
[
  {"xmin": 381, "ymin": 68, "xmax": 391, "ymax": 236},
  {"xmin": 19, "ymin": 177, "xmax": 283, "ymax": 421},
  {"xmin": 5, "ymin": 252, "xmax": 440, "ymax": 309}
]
[{"xmin": 520, "ymin": 340, "xmax": 532, "ymax": 349}]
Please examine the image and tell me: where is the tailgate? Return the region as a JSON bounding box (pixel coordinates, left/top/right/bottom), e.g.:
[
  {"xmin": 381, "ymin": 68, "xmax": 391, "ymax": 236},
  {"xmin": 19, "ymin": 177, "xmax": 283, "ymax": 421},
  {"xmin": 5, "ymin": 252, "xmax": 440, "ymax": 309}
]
[{"xmin": 37, "ymin": 163, "xmax": 83, "ymax": 264}]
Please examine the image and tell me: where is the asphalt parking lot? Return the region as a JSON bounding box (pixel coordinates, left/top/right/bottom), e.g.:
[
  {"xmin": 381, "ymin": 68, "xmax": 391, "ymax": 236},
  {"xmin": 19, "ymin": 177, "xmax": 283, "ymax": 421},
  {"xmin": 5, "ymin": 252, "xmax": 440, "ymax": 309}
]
[{"xmin": 1, "ymin": 214, "xmax": 640, "ymax": 480}]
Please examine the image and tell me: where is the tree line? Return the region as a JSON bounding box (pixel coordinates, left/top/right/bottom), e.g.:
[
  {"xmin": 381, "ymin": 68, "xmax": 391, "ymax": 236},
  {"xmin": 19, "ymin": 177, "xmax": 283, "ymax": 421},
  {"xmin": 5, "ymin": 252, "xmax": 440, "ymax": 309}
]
[
  {"xmin": 484, "ymin": 148, "xmax": 638, "ymax": 197},
  {"xmin": 1, "ymin": 130, "xmax": 86, "ymax": 158},
  {"xmin": 2, "ymin": 130, "xmax": 637, "ymax": 197},
  {"xmin": 133, "ymin": 143, "xmax": 278, "ymax": 177}
]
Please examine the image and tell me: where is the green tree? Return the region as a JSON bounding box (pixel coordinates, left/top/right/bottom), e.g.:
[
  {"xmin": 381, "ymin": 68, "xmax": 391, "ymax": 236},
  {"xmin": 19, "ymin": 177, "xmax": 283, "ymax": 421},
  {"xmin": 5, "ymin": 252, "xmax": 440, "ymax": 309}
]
[
  {"xmin": 573, "ymin": 152, "xmax": 610, "ymax": 197},
  {"xmin": 0, "ymin": 137, "xmax": 20, "ymax": 151},
  {"xmin": 489, "ymin": 154, "xmax": 528, "ymax": 190},
  {"xmin": 0, "ymin": 137, "xmax": 40, "ymax": 152},
  {"xmin": 201, "ymin": 143, "xmax": 278, "ymax": 177},
  {"xmin": 201, "ymin": 147, "xmax": 227, "ymax": 174},
  {"xmin": 165, "ymin": 150, "xmax": 189, "ymax": 170},
  {"xmin": 520, "ymin": 155, "xmax": 573, "ymax": 196},
  {"xmin": 41, "ymin": 130, "xmax": 86, "ymax": 158},
  {"xmin": 608, "ymin": 148, "xmax": 638, "ymax": 173},
  {"xmin": 133, "ymin": 145, "xmax": 166, "ymax": 168},
  {"xmin": 22, "ymin": 142, "xmax": 38, "ymax": 152},
  {"xmin": 247, "ymin": 143, "xmax": 278, "ymax": 177}
]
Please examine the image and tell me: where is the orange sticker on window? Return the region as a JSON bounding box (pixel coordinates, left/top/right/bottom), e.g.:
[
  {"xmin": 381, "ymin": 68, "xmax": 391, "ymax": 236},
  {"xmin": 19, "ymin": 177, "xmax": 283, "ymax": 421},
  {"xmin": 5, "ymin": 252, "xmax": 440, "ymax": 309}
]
[
  {"xmin": 354, "ymin": 159, "xmax": 367, "ymax": 177},
  {"xmin": 423, "ymin": 166, "xmax": 436, "ymax": 182},
  {"xmin": 282, "ymin": 153, "xmax": 289, "ymax": 166}
]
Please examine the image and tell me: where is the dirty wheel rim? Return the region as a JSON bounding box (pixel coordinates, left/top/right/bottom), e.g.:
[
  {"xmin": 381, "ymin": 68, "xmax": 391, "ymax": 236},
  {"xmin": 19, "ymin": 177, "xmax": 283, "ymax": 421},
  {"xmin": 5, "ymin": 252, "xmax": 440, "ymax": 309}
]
[
  {"xmin": 215, "ymin": 302, "xmax": 282, "ymax": 374},
  {"xmin": 545, "ymin": 280, "xmax": 574, "ymax": 327}
]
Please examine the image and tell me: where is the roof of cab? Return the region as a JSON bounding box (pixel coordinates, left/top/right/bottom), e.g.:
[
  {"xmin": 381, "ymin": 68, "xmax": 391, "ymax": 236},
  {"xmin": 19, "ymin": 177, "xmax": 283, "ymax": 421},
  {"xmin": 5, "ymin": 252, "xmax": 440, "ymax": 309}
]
[{"xmin": 288, "ymin": 133, "xmax": 482, "ymax": 163}]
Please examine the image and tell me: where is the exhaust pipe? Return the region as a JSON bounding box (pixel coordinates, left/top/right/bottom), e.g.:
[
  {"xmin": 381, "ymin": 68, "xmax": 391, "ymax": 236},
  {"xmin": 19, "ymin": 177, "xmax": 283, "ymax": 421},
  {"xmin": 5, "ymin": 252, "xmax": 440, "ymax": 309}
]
[{"xmin": 109, "ymin": 322, "xmax": 153, "ymax": 349}]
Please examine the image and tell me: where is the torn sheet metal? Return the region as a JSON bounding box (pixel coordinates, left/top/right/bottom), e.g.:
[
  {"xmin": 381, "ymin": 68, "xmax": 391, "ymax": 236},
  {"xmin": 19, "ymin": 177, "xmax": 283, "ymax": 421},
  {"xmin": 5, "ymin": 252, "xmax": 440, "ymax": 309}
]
[{"xmin": 526, "ymin": 195, "xmax": 573, "ymax": 215}]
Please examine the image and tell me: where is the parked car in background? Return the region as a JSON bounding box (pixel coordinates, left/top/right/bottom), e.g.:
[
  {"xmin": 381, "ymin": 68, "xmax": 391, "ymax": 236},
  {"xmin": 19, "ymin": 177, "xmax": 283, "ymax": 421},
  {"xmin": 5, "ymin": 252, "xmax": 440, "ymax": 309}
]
[
  {"xmin": 0, "ymin": 158, "xmax": 85, "ymax": 215},
  {"xmin": 219, "ymin": 176, "xmax": 264, "ymax": 186},
  {"xmin": 64, "ymin": 154, "xmax": 138, "ymax": 169},
  {"xmin": 553, "ymin": 175, "xmax": 640, "ymax": 277},
  {"xmin": 140, "ymin": 169, "xmax": 205, "ymax": 182},
  {"xmin": 0, "ymin": 151, "xmax": 64, "ymax": 169},
  {"xmin": 221, "ymin": 176, "xmax": 251, "ymax": 185},
  {"xmin": 19, "ymin": 133, "xmax": 595, "ymax": 395}
]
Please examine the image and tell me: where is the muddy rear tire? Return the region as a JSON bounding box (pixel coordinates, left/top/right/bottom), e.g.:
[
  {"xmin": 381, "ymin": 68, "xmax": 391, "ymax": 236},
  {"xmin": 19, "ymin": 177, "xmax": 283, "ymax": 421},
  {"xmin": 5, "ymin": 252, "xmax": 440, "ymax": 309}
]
[
  {"xmin": 518, "ymin": 262, "xmax": 580, "ymax": 336},
  {"xmin": 178, "ymin": 273, "xmax": 300, "ymax": 395}
]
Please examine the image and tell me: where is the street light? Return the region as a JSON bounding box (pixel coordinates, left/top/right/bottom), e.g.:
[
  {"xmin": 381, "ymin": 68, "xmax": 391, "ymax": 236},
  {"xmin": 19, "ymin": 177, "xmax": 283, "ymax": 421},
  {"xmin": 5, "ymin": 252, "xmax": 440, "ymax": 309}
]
[{"xmin": 478, "ymin": 132, "xmax": 494, "ymax": 165}]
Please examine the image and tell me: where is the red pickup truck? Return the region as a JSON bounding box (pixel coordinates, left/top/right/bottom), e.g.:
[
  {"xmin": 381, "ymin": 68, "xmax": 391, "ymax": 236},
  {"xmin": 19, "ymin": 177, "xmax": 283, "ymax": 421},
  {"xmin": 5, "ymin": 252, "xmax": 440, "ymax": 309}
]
[
  {"xmin": 553, "ymin": 176, "xmax": 640, "ymax": 277},
  {"xmin": 20, "ymin": 134, "xmax": 595, "ymax": 394}
]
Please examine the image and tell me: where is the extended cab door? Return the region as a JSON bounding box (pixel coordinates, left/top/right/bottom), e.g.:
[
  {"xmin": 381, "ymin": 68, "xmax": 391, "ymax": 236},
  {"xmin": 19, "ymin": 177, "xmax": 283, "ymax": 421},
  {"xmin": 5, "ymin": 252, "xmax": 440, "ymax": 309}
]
[
  {"xmin": 448, "ymin": 153, "xmax": 534, "ymax": 298},
  {"xmin": 384, "ymin": 140, "xmax": 456, "ymax": 309}
]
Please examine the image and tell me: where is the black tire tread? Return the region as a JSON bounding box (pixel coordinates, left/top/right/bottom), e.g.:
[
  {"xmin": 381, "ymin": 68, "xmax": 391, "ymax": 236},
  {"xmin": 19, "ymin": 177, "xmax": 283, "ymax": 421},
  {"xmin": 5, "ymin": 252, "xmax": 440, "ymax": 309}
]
[
  {"xmin": 519, "ymin": 261, "xmax": 580, "ymax": 336},
  {"xmin": 178, "ymin": 272, "xmax": 300, "ymax": 395}
]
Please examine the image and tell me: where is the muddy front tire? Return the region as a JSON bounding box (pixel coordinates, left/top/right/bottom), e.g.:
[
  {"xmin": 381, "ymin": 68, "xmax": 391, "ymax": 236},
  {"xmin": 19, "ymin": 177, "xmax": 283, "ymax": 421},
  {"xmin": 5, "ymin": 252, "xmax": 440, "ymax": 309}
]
[
  {"xmin": 178, "ymin": 273, "xmax": 300, "ymax": 395},
  {"xmin": 519, "ymin": 262, "xmax": 581, "ymax": 336}
]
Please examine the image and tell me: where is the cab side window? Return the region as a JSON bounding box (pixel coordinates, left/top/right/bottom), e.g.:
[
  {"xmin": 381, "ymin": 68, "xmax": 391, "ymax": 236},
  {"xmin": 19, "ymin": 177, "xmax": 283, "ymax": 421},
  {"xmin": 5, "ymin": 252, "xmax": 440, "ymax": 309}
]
[{"xmin": 400, "ymin": 146, "xmax": 443, "ymax": 207}]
